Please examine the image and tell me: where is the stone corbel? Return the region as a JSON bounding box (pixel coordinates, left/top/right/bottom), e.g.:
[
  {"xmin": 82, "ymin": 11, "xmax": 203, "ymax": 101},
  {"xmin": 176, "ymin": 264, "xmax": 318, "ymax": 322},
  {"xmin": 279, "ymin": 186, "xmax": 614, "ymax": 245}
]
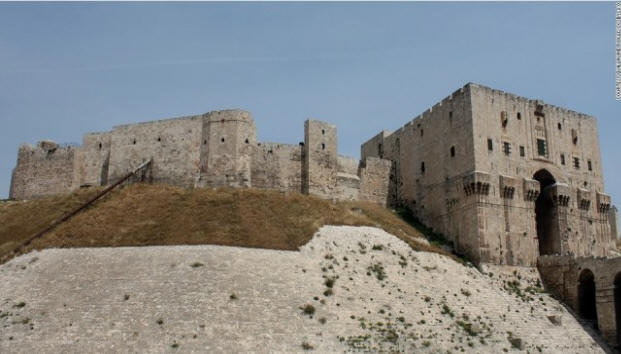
[
  {"xmin": 523, "ymin": 178, "xmax": 540, "ymax": 202},
  {"xmin": 462, "ymin": 171, "xmax": 491, "ymax": 196},
  {"xmin": 596, "ymin": 192, "xmax": 611, "ymax": 213},
  {"xmin": 499, "ymin": 175, "xmax": 517, "ymax": 199},
  {"xmin": 547, "ymin": 183, "xmax": 570, "ymax": 207},
  {"xmin": 577, "ymin": 188, "xmax": 592, "ymax": 211}
]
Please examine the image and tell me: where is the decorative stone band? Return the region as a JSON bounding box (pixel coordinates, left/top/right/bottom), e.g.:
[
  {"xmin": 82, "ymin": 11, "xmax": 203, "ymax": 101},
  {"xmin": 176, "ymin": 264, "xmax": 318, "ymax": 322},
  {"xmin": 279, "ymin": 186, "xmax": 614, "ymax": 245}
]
[
  {"xmin": 577, "ymin": 188, "xmax": 593, "ymax": 211},
  {"xmin": 523, "ymin": 178, "xmax": 540, "ymax": 202},
  {"xmin": 546, "ymin": 183, "xmax": 571, "ymax": 207},
  {"xmin": 499, "ymin": 175, "xmax": 518, "ymax": 199},
  {"xmin": 462, "ymin": 171, "xmax": 491, "ymax": 196},
  {"xmin": 597, "ymin": 192, "xmax": 611, "ymax": 214}
]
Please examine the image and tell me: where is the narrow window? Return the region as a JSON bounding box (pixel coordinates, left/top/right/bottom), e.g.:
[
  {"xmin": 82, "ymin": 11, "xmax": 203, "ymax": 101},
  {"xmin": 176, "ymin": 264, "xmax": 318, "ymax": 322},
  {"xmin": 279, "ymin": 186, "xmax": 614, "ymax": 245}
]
[
  {"xmin": 572, "ymin": 129, "xmax": 578, "ymax": 145},
  {"xmin": 245, "ymin": 138, "xmax": 249, "ymax": 144},
  {"xmin": 157, "ymin": 137, "xmax": 161, "ymax": 142},
  {"xmin": 573, "ymin": 157, "xmax": 580, "ymax": 169},
  {"xmin": 536, "ymin": 139, "xmax": 547, "ymax": 157},
  {"xmin": 560, "ymin": 154, "xmax": 565, "ymax": 165},
  {"xmin": 517, "ymin": 112, "xmax": 522, "ymax": 120},
  {"xmin": 501, "ymin": 111, "xmax": 508, "ymax": 128},
  {"xmin": 487, "ymin": 138, "xmax": 493, "ymax": 151},
  {"xmin": 221, "ymin": 137, "xmax": 225, "ymax": 143},
  {"xmin": 98, "ymin": 143, "xmax": 102, "ymax": 150},
  {"xmin": 203, "ymin": 139, "xmax": 207, "ymax": 145},
  {"xmin": 588, "ymin": 159, "xmax": 592, "ymax": 171},
  {"xmin": 321, "ymin": 129, "xmax": 325, "ymax": 135},
  {"xmin": 132, "ymin": 139, "xmax": 136, "ymax": 145},
  {"xmin": 558, "ymin": 123, "xmax": 562, "ymax": 130},
  {"xmin": 450, "ymin": 146, "xmax": 455, "ymax": 157},
  {"xmin": 519, "ymin": 145, "xmax": 525, "ymax": 157},
  {"xmin": 420, "ymin": 129, "xmax": 424, "ymax": 137},
  {"xmin": 503, "ymin": 142, "xmax": 511, "ymax": 155},
  {"xmin": 421, "ymin": 162, "xmax": 425, "ymax": 174},
  {"xmin": 449, "ymin": 111, "xmax": 453, "ymax": 119},
  {"xmin": 321, "ymin": 143, "xmax": 325, "ymax": 150}
]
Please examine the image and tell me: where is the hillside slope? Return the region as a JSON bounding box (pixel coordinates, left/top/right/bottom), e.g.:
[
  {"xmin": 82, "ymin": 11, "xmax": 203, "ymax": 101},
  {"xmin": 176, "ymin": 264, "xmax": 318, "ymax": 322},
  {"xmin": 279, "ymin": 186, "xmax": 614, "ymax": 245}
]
[
  {"xmin": 0, "ymin": 184, "xmax": 446, "ymax": 262},
  {"xmin": 0, "ymin": 226, "xmax": 603, "ymax": 353}
]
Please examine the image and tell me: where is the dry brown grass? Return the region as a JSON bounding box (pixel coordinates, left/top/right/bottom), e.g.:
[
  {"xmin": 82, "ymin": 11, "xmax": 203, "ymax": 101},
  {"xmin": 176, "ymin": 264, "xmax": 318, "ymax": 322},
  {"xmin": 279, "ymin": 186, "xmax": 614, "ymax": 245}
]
[{"xmin": 0, "ymin": 183, "xmax": 450, "ymax": 262}]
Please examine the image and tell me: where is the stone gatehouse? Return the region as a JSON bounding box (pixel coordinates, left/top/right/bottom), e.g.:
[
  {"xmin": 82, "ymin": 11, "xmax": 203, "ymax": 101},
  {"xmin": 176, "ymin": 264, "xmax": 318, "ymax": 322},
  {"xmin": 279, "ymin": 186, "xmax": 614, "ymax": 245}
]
[{"xmin": 362, "ymin": 83, "xmax": 613, "ymax": 267}]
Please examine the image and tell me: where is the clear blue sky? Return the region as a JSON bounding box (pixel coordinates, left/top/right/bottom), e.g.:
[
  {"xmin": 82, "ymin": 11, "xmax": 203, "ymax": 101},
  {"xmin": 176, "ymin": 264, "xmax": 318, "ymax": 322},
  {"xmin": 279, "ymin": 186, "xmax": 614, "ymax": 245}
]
[{"xmin": 0, "ymin": 2, "xmax": 619, "ymax": 203}]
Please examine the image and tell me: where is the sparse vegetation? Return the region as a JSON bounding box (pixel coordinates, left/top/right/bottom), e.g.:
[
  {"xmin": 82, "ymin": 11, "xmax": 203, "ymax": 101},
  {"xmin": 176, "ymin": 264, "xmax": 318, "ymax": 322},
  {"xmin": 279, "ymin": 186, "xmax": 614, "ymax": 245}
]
[
  {"xmin": 368, "ymin": 263, "xmax": 387, "ymax": 281},
  {"xmin": 229, "ymin": 293, "xmax": 238, "ymax": 300},
  {"xmin": 301, "ymin": 341, "xmax": 314, "ymax": 350},
  {"xmin": 301, "ymin": 304, "xmax": 315, "ymax": 316},
  {"xmin": 190, "ymin": 262, "xmax": 204, "ymax": 268},
  {"xmin": 0, "ymin": 184, "xmax": 452, "ymax": 263}
]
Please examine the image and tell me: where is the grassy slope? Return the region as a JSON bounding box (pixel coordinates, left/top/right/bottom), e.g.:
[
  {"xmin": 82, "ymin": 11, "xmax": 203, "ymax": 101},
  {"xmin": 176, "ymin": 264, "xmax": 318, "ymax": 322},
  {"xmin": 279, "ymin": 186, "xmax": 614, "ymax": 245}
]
[{"xmin": 0, "ymin": 184, "xmax": 449, "ymax": 262}]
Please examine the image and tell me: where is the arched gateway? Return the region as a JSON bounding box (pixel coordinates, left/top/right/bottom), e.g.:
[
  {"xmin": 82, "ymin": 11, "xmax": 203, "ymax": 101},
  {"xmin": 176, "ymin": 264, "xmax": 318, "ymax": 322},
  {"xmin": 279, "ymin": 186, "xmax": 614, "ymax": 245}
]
[{"xmin": 533, "ymin": 169, "xmax": 558, "ymax": 256}]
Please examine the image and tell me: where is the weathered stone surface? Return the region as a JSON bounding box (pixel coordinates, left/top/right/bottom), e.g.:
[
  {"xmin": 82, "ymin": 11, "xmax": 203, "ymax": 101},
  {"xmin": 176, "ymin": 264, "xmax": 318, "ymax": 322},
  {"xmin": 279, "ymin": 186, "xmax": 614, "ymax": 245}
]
[
  {"xmin": 361, "ymin": 83, "xmax": 614, "ymax": 267},
  {"xmin": 10, "ymin": 111, "xmax": 392, "ymax": 205},
  {"xmin": 0, "ymin": 226, "xmax": 604, "ymax": 353}
]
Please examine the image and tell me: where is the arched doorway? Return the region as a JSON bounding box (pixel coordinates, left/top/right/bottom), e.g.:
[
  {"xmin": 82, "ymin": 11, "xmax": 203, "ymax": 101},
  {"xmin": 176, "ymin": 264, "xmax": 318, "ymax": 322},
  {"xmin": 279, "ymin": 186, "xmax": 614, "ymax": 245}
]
[
  {"xmin": 578, "ymin": 269, "xmax": 598, "ymax": 330},
  {"xmin": 614, "ymin": 272, "xmax": 621, "ymax": 345},
  {"xmin": 533, "ymin": 169, "xmax": 557, "ymax": 255}
]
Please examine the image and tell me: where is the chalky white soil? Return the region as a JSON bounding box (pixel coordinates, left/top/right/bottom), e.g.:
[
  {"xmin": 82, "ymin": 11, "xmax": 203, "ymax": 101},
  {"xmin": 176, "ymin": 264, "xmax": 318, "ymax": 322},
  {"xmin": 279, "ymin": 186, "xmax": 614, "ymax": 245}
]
[{"xmin": 0, "ymin": 226, "xmax": 603, "ymax": 353}]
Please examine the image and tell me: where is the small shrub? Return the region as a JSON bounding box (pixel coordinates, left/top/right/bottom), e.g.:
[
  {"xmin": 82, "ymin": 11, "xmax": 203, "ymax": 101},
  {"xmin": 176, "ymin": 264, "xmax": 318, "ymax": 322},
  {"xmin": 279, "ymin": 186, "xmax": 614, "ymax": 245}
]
[
  {"xmin": 301, "ymin": 304, "xmax": 315, "ymax": 316},
  {"xmin": 301, "ymin": 341, "xmax": 314, "ymax": 350},
  {"xmin": 190, "ymin": 262, "xmax": 204, "ymax": 268},
  {"xmin": 230, "ymin": 293, "xmax": 238, "ymax": 300},
  {"xmin": 372, "ymin": 244, "xmax": 384, "ymax": 251},
  {"xmin": 324, "ymin": 278, "xmax": 335, "ymax": 288},
  {"xmin": 323, "ymin": 289, "xmax": 333, "ymax": 297},
  {"xmin": 156, "ymin": 318, "xmax": 164, "ymax": 325},
  {"xmin": 14, "ymin": 302, "xmax": 26, "ymax": 308},
  {"xmin": 124, "ymin": 294, "xmax": 130, "ymax": 301},
  {"xmin": 171, "ymin": 343, "xmax": 179, "ymax": 349},
  {"xmin": 318, "ymin": 317, "xmax": 327, "ymax": 324},
  {"xmin": 460, "ymin": 289, "xmax": 471, "ymax": 297}
]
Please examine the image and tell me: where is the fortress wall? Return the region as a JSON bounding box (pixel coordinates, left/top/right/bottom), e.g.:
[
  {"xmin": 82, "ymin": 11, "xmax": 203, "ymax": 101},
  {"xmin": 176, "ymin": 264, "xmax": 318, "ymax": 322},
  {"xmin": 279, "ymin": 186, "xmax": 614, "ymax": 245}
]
[
  {"xmin": 359, "ymin": 157, "xmax": 391, "ymax": 205},
  {"xmin": 469, "ymin": 84, "xmax": 612, "ymax": 265},
  {"xmin": 199, "ymin": 110, "xmax": 256, "ymax": 188},
  {"xmin": 366, "ymin": 86, "xmax": 479, "ymax": 260},
  {"xmin": 337, "ymin": 155, "xmax": 360, "ymax": 175},
  {"xmin": 73, "ymin": 132, "xmax": 111, "ymax": 187},
  {"xmin": 250, "ymin": 142, "xmax": 302, "ymax": 193},
  {"xmin": 107, "ymin": 116, "xmax": 203, "ymax": 188},
  {"xmin": 9, "ymin": 142, "xmax": 76, "ymax": 199},
  {"xmin": 303, "ymin": 120, "xmax": 338, "ymax": 198}
]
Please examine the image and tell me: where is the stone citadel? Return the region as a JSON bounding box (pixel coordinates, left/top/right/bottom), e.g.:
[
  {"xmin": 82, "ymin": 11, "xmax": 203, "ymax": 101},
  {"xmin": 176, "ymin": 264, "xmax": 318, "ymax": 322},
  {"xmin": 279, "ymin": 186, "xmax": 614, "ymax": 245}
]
[{"xmin": 9, "ymin": 82, "xmax": 621, "ymax": 345}]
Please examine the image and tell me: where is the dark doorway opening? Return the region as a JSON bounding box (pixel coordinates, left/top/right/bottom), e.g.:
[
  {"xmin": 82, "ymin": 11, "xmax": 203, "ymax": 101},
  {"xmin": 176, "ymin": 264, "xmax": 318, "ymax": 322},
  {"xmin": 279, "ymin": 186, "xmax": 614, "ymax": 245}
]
[
  {"xmin": 614, "ymin": 273, "xmax": 621, "ymax": 345},
  {"xmin": 578, "ymin": 269, "xmax": 598, "ymax": 330},
  {"xmin": 533, "ymin": 169, "xmax": 556, "ymax": 255}
]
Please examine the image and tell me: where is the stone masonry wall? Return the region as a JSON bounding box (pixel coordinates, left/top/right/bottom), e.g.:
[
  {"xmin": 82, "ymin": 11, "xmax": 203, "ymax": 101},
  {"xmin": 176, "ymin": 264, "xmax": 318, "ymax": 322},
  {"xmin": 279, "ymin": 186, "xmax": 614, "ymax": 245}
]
[
  {"xmin": 470, "ymin": 83, "xmax": 612, "ymax": 265},
  {"xmin": 73, "ymin": 132, "xmax": 111, "ymax": 188},
  {"xmin": 250, "ymin": 142, "xmax": 302, "ymax": 193},
  {"xmin": 303, "ymin": 120, "xmax": 338, "ymax": 199},
  {"xmin": 9, "ymin": 142, "xmax": 76, "ymax": 200},
  {"xmin": 107, "ymin": 115, "xmax": 203, "ymax": 188}
]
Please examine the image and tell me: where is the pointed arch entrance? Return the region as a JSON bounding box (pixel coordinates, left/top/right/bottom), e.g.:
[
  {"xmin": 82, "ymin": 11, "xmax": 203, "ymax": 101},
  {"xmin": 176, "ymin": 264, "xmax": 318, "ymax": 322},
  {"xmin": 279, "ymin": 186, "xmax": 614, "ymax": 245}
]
[
  {"xmin": 615, "ymin": 272, "xmax": 621, "ymax": 345},
  {"xmin": 578, "ymin": 269, "xmax": 598, "ymax": 330},
  {"xmin": 533, "ymin": 169, "xmax": 557, "ymax": 255}
]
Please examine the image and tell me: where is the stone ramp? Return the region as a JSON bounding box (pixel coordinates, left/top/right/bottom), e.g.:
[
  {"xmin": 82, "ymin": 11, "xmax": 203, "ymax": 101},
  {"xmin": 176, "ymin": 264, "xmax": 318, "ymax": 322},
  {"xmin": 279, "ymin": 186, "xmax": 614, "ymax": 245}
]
[{"xmin": 0, "ymin": 226, "xmax": 605, "ymax": 353}]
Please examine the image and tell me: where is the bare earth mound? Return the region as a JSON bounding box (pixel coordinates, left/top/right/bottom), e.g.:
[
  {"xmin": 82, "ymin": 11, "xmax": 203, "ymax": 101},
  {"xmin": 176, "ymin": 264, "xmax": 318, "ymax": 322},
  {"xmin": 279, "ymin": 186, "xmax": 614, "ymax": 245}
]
[
  {"xmin": 0, "ymin": 184, "xmax": 445, "ymax": 262},
  {"xmin": 0, "ymin": 226, "xmax": 602, "ymax": 353}
]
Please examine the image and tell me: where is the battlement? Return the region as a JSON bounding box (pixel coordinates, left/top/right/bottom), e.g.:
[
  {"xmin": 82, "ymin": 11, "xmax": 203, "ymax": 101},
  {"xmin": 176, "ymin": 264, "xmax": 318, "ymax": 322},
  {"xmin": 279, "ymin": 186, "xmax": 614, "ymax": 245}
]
[{"xmin": 10, "ymin": 110, "xmax": 392, "ymax": 206}]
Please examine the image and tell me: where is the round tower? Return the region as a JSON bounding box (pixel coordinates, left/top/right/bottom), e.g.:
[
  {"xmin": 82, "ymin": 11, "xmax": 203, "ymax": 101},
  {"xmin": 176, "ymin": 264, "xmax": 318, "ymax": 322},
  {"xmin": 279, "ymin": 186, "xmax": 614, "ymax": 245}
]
[{"xmin": 199, "ymin": 109, "xmax": 257, "ymax": 188}]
